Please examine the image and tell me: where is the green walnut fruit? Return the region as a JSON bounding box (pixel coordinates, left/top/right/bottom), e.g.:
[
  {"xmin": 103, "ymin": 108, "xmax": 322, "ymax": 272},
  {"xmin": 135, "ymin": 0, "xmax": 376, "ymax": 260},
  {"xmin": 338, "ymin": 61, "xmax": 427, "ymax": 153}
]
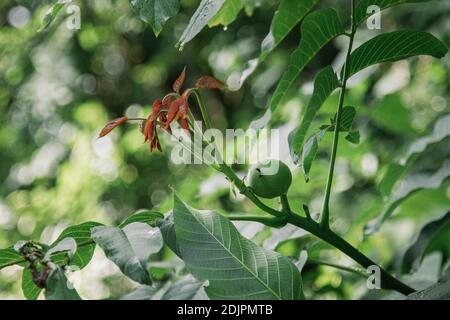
[{"xmin": 248, "ymin": 159, "xmax": 292, "ymax": 199}]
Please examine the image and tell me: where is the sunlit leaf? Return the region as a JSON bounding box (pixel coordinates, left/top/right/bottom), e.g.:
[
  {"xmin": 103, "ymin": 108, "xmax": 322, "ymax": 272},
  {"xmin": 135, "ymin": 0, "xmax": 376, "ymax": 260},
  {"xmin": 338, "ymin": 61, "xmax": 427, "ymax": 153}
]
[
  {"xmin": 130, "ymin": 0, "xmax": 180, "ymax": 36},
  {"xmin": 208, "ymin": 0, "xmax": 243, "ymax": 27},
  {"xmin": 98, "ymin": 116, "xmax": 128, "ymax": 138},
  {"xmin": 346, "ymin": 31, "xmax": 447, "ymax": 78},
  {"xmin": 45, "ymin": 266, "xmax": 81, "ymax": 300},
  {"xmin": 173, "ymin": 193, "xmax": 303, "ymax": 300},
  {"xmin": 50, "ymin": 222, "xmax": 102, "ymax": 268},
  {"xmin": 44, "ymin": 237, "xmax": 77, "ymax": 262},
  {"xmin": 156, "ymin": 212, "xmax": 181, "ymax": 256},
  {"xmin": 91, "ymin": 222, "xmax": 163, "ymax": 285},
  {"xmin": 177, "ymin": 0, "xmax": 226, "ymax": 49}
]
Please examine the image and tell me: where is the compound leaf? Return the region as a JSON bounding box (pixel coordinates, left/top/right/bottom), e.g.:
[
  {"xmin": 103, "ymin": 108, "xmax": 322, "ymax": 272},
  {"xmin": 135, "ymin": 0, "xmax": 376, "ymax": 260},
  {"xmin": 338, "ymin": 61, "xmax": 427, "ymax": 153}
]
[
  {"xmin": 173, "ymin": 193, "xmax": 303, "ymax": 300},
  {"xmin": 346, "ymin": 30, "xmax": 447, "ymax": 78}
]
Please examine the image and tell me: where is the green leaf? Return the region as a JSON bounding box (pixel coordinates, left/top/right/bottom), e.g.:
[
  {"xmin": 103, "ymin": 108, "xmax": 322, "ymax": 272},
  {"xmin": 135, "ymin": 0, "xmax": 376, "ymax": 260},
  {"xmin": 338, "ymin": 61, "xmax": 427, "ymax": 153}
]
[
  {"xmin": 346, "ymin": 31, "xmax": 448, "ymax": 78},
  {"xmin": 371, "ymin": 94, "xmax": 417, "ymax": 135},
  {"xmin": 0, "ymin": 247, "xmax": 24, "ymax": 270},
  {"xmin": 331, "ymin": 106, "xmax": 356, "ymax": 132},
  {"xmin": 232, "ymin": 0, "xmax": 318, "ymax": 89},
  {"xmin": 119, "ymin": 210, "xmax": 164, "ymax": 227},
  {"xmin": 378, "ymin": 163, "xmax": 406, "ymax": 197},
  {"xmin": 378, "ymin": 115, "xmax": 450, "ymax": 197},
  {"xmin": 161, "ymin": 275, "xmax": 207, "ymax": 300},
  {"xmin": 51, "ymin": 222, "xmax": 102, "ymax": 268},
  {"xmin": 130, "ymin": 0, "xmax": 180, "ymax": 36},
  {"xmin": 290, "ymin": 66, "xmax": 339, "ymax": 159},
  {"xmin": 295, "ymin": 106, "xmax": 355, "ymax": 180},
  {"xmin": 345, "ymin": 130, "xmax": 360, "ymax": 145},
  {"xmin": 208, "ymin": 0, "xmax": 243, "ymax": 27},
  {"xmin": 354, "ymin": 0, "xmax": 433, "ymax": 25},
  {"xmin": 402, "ymin": 211, "xmax": 450, "ymax": 274},
  {"xmin": 365, "ymin": 160, "xmax": 450, "ymax": 234},
  {"xmin": 45, "ymin": 266, "xmax": 81, "ymax": 300},
  {"xmin": 261, "ymin": 0, "xmax": 317, "ymax": 58},
  {"xmin": 268, "ymin": 9, "xmax": 344, "ymax": 115},
  {"xmin": 407, "ymin": 277, "xmax": 450, "ymax": 300},
  {"xmin": 91, "ymin": 222, "xmax": 163, "ymax": 285},
  {"xmin": 39, "ymin": 0, "xmax": 72, "ymax": 32},
  {"xmin": 173, "ymin": 193, "xmax": 303, "ymax": 300},
  {"xmin": 401, "ymin": 114, "xmax": 450, "ymax": 165},
  {"xmin": 156, "ymin": 212, "xmax": 181, "ymax": 256},
  {"xmin": 22, "ymin": 268, "xmax": 42, "ymax": 300},
  {"xmin": 300, "ymin": 129, "xmax": 325, "ymax": 181},
  {"xmin": 44, "ymin": 238, "xmax": 77, "ymax": 262},
  {"xmin": 177, "ymin": 0, "xmax": 226, "ymax": 49}
]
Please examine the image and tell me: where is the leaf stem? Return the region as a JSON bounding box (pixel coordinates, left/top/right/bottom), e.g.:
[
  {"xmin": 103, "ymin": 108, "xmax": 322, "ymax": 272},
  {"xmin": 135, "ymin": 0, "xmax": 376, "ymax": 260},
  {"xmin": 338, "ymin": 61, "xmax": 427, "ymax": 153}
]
[{"xmin": 319, "ymin": 0, "xmax": 356, "ymax": 229}]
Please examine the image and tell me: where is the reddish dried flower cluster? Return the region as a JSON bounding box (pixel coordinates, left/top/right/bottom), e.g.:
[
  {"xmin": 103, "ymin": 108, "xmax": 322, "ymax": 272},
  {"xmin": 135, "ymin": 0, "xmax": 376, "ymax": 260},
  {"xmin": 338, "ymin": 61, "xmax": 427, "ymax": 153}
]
[{"xmin": 98, "ymin": 68, "xmax": 225, "ymax": 152}]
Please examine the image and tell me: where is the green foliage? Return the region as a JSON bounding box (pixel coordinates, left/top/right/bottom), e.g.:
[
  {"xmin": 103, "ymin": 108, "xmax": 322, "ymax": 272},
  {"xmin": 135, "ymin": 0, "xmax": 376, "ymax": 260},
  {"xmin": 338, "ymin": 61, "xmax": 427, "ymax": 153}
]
[
  {"xmin": 354, "ymin": 0, "xmax": 432, "ymax": 25},
  {"xmin": 294, "ymin": 106, "xmax": 357, "ymax": 180},
  {"xmin": 173, "ymin": 194, "xmax": 303, "ymax": 300},
  {"xmin": 366, "ymin": 161, "xmax": 450, "ymax": 234},
  {"xmin": 119, "ymin": 210, "xmax": 164, "ymax": 227},
  {"xmin": 261, "ymin": 0, "xmax": 317, "ymax": 57},
  {"xmin": 0, "ymin": 0, "xmax": 449, "ymax": 301},
  {"xmin": 290, "ymin": 66, "xmax": 340, "ymax": 160},
  {"xmin": 209, "ymin": 0, "xmax": 243, "ymax": 27},
  {"xmin": 22, "ymin": 268, "xmax": 41, "ymax": 300},
  {"xmin": 346, "ymin": 31, "xmax": 448, "ymax": 78},
  {"xmin": 91, "ymin": 222, "xmax": 163, "ymax": 285},
  {"xmin": 44, "ymin": 266, "xmax": 81, "ymax": 300},
  {"xmin": 402, "ymin": 211, "xmax": 450, "ymax": 274},
  {"xmin": 130, "ymin": 0, "xmax": 180, "ymax": 36},
  {"xmin": 177, "ymin": 0, "xmax": 226, "ymax": 49},
  {"xmin": 269, "ymin": 9, "xmax": 344, "ymax": 115},
  {"xmin": 50, "ymin": 222, "xmax": 102, "ymax": 268},
  {"xmin": 0, "ymin": 248, "xmax": 23, "ymax": 270},
  {"xmin": 236, "ymin": 0, "xmax": 318, "ymax": 88}
]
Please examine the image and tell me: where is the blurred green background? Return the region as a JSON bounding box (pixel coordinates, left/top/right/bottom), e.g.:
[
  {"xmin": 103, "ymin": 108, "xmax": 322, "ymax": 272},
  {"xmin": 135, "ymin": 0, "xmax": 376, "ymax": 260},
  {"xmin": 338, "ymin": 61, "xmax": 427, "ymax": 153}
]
[{"xmin": 0, "ymin": 0, "xmax": 449, "ymax": 299}]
